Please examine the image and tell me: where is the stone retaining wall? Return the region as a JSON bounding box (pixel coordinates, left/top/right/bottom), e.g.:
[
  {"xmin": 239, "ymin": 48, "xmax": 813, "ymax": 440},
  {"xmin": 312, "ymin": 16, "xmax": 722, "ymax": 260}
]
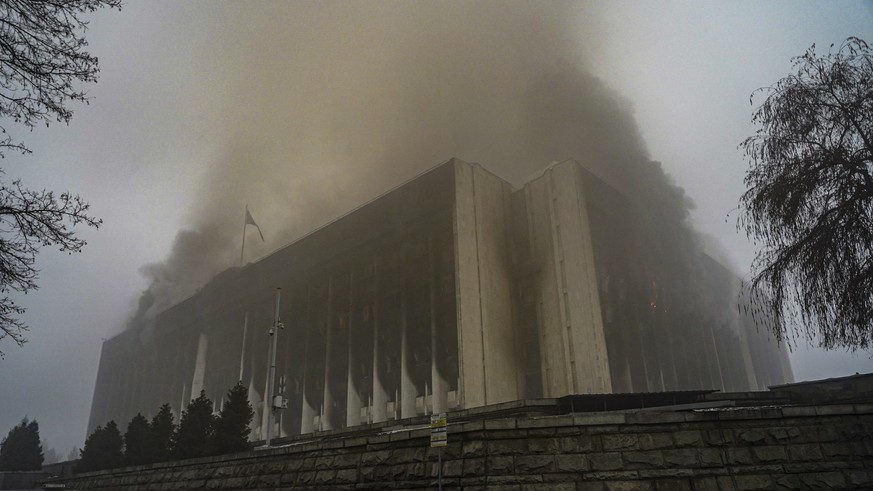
[{"xmin": 58, "ymin": 403, "xmax": 873, "ymax": 490}]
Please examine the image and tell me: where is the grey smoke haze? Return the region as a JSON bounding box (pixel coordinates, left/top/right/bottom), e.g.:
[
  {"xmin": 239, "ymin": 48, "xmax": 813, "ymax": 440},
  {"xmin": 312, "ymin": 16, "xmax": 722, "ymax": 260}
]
[
  {"xmin": 136, "ymin": 1, "xmax": 666, "ymax": 317},
  {"xmin": 0, "ymin": 0, "xmax": 871, "ymax": 457}
]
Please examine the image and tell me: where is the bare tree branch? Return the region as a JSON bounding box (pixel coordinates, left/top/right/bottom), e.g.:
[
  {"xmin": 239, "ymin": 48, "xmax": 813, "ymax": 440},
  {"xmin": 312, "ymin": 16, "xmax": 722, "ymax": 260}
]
[
  {"xmin": 0, "ymin": 0, "xmax": 121, "ymax": 158},
  {"xmin": 0, "ymin": 0, "xmax": 118, "ymax": 355}
]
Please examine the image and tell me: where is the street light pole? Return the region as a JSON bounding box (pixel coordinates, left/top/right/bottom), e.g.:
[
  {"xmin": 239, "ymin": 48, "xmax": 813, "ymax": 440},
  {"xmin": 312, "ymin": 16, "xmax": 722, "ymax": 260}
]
[{"xmin": 265, "ymin": 287, "xmax": 282, "ymax": 447}]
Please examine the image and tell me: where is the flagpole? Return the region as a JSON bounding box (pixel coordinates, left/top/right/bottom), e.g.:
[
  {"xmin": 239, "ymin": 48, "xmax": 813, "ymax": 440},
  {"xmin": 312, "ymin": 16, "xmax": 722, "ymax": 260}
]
[{"xmin": 240, "ymin": 205, "xmax": 248, "ymax": 266}]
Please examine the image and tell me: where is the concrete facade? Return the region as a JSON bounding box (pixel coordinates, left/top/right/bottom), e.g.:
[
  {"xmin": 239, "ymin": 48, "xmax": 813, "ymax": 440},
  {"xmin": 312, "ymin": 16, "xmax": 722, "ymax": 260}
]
[{"xmin": 88, "ymin": 158, "xmax": 792, "ymax": 439}]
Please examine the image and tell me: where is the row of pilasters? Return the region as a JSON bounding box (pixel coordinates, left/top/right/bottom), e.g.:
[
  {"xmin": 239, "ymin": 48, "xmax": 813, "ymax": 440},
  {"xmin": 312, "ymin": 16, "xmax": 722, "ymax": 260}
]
[{"xmin": 295, "ymin": 235, "xmax": 456, "ymax": 434}]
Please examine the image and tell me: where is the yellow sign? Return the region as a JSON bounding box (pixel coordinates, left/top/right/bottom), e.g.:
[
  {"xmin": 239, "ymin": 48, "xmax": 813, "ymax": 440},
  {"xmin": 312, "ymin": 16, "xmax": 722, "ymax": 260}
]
[{"xmin": 430, "ymin": 412, "xmax": 447, "ymax": 447}]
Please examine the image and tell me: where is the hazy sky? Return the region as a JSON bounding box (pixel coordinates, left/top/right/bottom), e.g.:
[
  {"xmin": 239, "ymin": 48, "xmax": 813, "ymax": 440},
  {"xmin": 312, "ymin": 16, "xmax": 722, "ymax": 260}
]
[{"xmin": 0, "ymin": 1, "xmax": 871, "ymax": 456}]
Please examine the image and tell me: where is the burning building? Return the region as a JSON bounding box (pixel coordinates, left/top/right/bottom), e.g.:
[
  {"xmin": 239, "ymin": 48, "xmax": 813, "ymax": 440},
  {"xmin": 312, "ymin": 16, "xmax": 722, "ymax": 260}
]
[{"xmin": 88, "ymin": 158, "xmax": 792, "ymax": 438}]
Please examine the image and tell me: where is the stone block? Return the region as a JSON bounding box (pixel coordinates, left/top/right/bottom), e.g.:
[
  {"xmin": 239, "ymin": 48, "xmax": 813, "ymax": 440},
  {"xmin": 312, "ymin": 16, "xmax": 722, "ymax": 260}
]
[
  {"xmin": 574, "ymin": 413, "xmax": 627, "ymax": 426},
  {"xmin": 358, "ymin": 465, "xmax": 376, "ymax": 480},
  {"xmin": 484, "ymin": 484, "xmax": 521, "ymax": 491},
  {"xmin": 300, "ymin": 455, "xmax": 317, "ymax": 470},
  {"xmin": 662, "ymin": 449, "xmax": 699, "ymax": 467},
  {"xmin": 622, "ymin": 451, "xmax": 664, "ymax": 468},
  {"xmin": 279, "ymin": 471, "xmax": 297, "ymax": 485},
  {"xmin": 697, "ymin": 448, "xmax": 723, "ymax": 467},
  {"xmin": 799, "ymin": 472, "xmax": 847, "ymax": 489},
  {"xmin": 488, "ymin": 455, "xmax": 515, "ymax": 474},
  {"xmin": 458, "ymin": 420, "xmax": 485, "ymax": 432},
  {"xmin": 296, "ymin": 471, "xmax": 317, "ymax": 485},
  {"xmin": 560, "ymin": 435, "xmax": 597, "ymax": 453},
  {"xmin": 487, "ymin": 475, "xmax": 525, "ymax": 485},
  {"xmin": 462, "ymin": 439, "xmax": 486, "ymax": 457},
  {"xmin": 485, "ymin": 418, "xmax": 518, "ymax": 431},
  {"xmin": 521, "ymin": 483, "xmax": 576, "ymax": 491},
  {"xmin": 814, "ymin": 404, "xmax": 856, "ymax": 416},
  {"xmin": 366, "ymin": 433, "xmax": 390, "ymax": 445},
  {"xmin": 684, "ymin": 411, "xmax": 719, "ymax": 422},
  {"xmin": 773, "ymin": 474, "xmax": 802, "ymax": 490},
  {"xmin": 847, "ymin": 469, "xmax": 873, "ymax": 487},
  {"xmin": 839, "ymin": 422, "xmax": 872, "ymax": 440},
  {"xmin": 406, "ymin": 462, "xmax": 427, "ymax": 478},
  {"xmin": 805, "ymin": 424, "xmax": 841, "ymax": 442},
  {"xmin": 556, "ymin": 426, "xmax": 582, "ymax": 436},
  {"xmin": 333, "ymin": 452, "xmax": 362, "ymax": 468},
  {"xmin": 653, "ymin": 479, "xmax": 692, "ymax": 491},
  {"xmin": 514, "ymin": 455, "xmax": 555, "ymax": 473},
  {"xmin": 639, "ymin": 433, "xmax": 674, "ymax": 450},
  {"xmin": 751, "ymin": 445, "xmax": 787, "ymax": 463},
  {"xmin": 389, "ymin": 464, "xmax": 410, "ymax": 479},
  {"xmin": 587, "ymin": 471, "xmax": 641, "ymax": 480},
  {"xmin": 342, "ymin": 435, "xmax": 369, "ymax": 448},
  {"xmin": 725, "ymin": 448, "xmax": 753, "ymax": 465},
  {"xmin": 310, "ymin": 469, "xmax": 335, "ymax": 484},
  {"xmin": 716, "ymin": 476, "xmax": 735, "ymax": 490},
  {"xmin": 820, "ymin": 442, "xmax": 857, "ymax": 458},
  {"xmin": 721, "ymin": 408, "xmax": 783, "ymax": 421},
  {"xmin": 392, "ymin": 447, "xmax": 427, "ymax": 464},
  {"xmin": 388, "ymin": 430, "xmax": 412, "ymax": 442},
  {"xmin": 604, "ymin": 480, "xmax": 652, "ymax": 491},
  {"xmin": 735, "ymin": 429, "xmax": 767, "ymax": 444},
  {"xmin": 780, "ymin": 406, "xmax": 816, "ymax": 417},
  {"xmin": 488, "ymin": 439, "xmax": 528, "ymax": 455},
  {"xmin": 576, "ymin": 482, "xmax": 605, "ymax": 491},
  {"xmin": 528, "ymin": 427, "xmax": 558, "ymax": 437},
  {"xmin": 589, "ymin": 452, "xmax": 623, "ymax": 471},
  {"xmin": 443, "ymin": 459, "xmax": 464, "ymax": 477},
  {"xmin": 768, "ymin": 426, "xmax": 800, "ymax": 441},
  {"xmin": 528, "ymin": 437, "xmax": 559, "ymax": 454},
  {"xmin": 701, "ymin": 429, "xmax": 733, "ymax": 446},
  {"xmin": 733, "ymin": 475, "xmax": 772, "ymax": 491},
  {"xmin": 555, "ymin": 453, "xmax": 589, "ymax": 473},
  {"xmin": 636, "ymin": 469, "xmax": 695, "ymax": 479},
  {"xmin": 625, "ymin": 412, "xmax": 684, "ymax": 424},
  {"xmin": 464, "ymin": 458, "xmax": 487, "ymax": 476},
  {"xmin": 313, "ymin": 455, "xmax": 335, "ymax": 469},
  {"xmin": 283, "ymin": 457, "xmax": 304, "ymax": 472},
  {"xmin": 673, "ymin": 431, "xmax": 702, "ymax": 447},
  {"xmin": 361, "ymin": 449, "xmax": 392, "ymax": 465},
  {"xmin": 602, "ymin": 434, "xmax": 639, "ymax": 451},
  {"xmin": 787, "ymin": 443, "xmax": 823, "ymax": 461},
  {"xmin": 216, "ymin": 476, "xmax": 243, "ymax": 489},
  {"xmin": 690, "ymin": 477, "xmax": 720, "ymax": 491},
  {"xmin": 519, "ymin": 415, "xmax": 574, "ymax": 429}
]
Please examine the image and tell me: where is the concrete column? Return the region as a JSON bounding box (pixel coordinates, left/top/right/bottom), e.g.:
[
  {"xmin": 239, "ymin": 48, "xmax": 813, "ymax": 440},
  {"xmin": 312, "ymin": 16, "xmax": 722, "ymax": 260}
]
[
  {"xmin": 321, "ymin": 277, "xmax": 335, "ymax": 430},
  {"xmin": 737, "ymin": 324, "xmax": 760, "ymax": 390},
  {"xmin": 300, "ymin": 287, "xmax": 315, "ymax": 434},
  {"xmin": 346, "ymin": 273, "xmax": 361, "ymax": 427},
  {"xmin": 238, "ymin": 313, "xmax": 248, "ymax": 382},
  {"xmin": 190, "ymin": 333, "xmax": 209, "ymax": 398},
  {"xmin": 371, "ymin": 262, "xmax": 387, "ymax": 423},
  {"xmin": 430, "ymin": 236, "xmax": 447, "ymax": 414},
  {"xmin": 400, "ymin": 284, "xmax": 416, "ymax": 418}
]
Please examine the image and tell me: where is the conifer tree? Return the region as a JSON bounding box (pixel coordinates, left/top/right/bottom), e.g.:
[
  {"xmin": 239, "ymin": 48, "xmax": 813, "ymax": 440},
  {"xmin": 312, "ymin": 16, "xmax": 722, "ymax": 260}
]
[
  {"xmin": 0, "ymin": 418, "xmax": 43, "ymax": 470},
  {"xmin": 173, "ymin": 391, "xmax": 215, "ymax": 460},
  {"xmin": 145, "ymin": 404, "xmax": 175, "ymax": 464},
  {"xmin": 41, "ymin": 439, "xmax": 59, "ymax": 465},
  {"xmin": 211, "ymin": 382, "xmax": 255, "ymax": 455},
  {"xmin": 123, "ymin": 413, "xmax": 149, "ymax": 466},
  {"xmin": 77, "ymin": 421, "xmax": 122, "ymax": 472}
]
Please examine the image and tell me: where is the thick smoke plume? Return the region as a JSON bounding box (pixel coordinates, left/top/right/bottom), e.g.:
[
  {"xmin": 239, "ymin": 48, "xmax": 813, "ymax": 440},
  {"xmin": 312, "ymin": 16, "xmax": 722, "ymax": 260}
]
[{"xmin": 130, "ymin": 1, "xmax": 703, "ymax": 324}]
